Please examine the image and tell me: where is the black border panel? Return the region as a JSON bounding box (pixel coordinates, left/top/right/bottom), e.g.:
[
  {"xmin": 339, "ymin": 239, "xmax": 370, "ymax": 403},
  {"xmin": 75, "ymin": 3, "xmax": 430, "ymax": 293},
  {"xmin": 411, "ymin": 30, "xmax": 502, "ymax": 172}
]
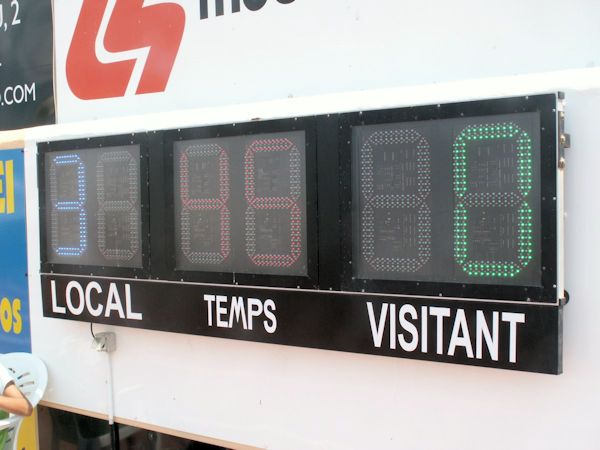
[{"xmin": 41, "ymin": 275, "xmax": 563, "ymax": 374}]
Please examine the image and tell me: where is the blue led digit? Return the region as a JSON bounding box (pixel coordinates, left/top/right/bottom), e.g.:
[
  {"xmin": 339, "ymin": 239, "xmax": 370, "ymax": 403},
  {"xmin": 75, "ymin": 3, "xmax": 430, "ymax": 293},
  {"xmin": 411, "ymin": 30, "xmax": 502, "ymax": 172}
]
[{"xmin": 50, "ymin": 154, "xmax": 87, "ymax": 256}]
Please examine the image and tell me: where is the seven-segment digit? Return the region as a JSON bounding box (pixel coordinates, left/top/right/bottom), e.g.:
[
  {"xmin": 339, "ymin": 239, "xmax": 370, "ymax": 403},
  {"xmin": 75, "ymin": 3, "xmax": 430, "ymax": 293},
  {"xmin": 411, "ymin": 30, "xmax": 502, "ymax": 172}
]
[
  {"xmin": 359, "ymin": 128, "xmax": 431, "ymax": 273},
  {"xmin": 179, "ymin": 144, "xmax": 231, "ymax": 265},
  {"xmin": 97, "ymin": 150, "xmax": 141, "ymax": 261},
  {"xmin": 49, "ymin": 154, "xmax": 87, "ymax": 257},
  {"xmin": 244, "ymin": 138, "xmax": 302, "ymax": 268},
  {"xmin": 453, "ymin": 122, "xmax": 534, "ymax": 278}
]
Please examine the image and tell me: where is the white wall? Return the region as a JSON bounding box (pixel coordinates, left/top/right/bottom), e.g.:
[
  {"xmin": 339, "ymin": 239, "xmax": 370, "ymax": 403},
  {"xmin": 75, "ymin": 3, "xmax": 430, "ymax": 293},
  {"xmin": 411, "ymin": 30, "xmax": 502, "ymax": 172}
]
[{"xmin": 24, "ymin": 68, "xmax": 600, "ymax": 449}]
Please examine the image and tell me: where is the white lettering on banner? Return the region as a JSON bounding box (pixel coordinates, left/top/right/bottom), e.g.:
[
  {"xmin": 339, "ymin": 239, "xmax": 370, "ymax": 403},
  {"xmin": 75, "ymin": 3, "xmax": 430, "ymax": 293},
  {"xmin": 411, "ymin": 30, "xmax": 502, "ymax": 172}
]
[
  {"xmin": 0, "ymin": 83, "xmax": 36, "ymax": 107},
  {"xmin": 229, "ymin": 296, "xmax": 248, "ymax": 329},
  {"xmin": 366, "ymin": 302, "xmax": 526, "ymax": 364},
  {"xmin": 105, "ymin": 283, "xmax": 126, "ymax": 318},
  {"xmin": 85, "ymin": 281, "xmax": 103, "ymax": 317},
  {"xmin": 66, "ymin": 281, "xmax": 85, "ymax": 315},
  {"xmin": 203, "ymin": 294, "xmax": 277, "ymax": 333},
  {"xmin": 50, "ymin": 280, "xmax": 143, "ymax": 320},
  {"xmin": 420, "ymin": 306, "xmax": 428, "ymax": 353},
  {"xmin": 476, "ymin": 311, "xmax": 499, "ymax": 360},
  {"xmin": 51, "ymin": 280, "xmax": 66, "ymax": 314},
  {"xmin": 448, "ymin": 310, "xmax": 473, "ymax": 358},
  {"xmin": 124, "ymin": 284, "xmax": 142, "ymax": 320},
  {"xmin": 501, "ymin": 312, "xmax": 526, "ymax": 363},
  {"xmin": 429, "ymin": 306, "xmax": 451, "ymax": 355},
  {"xmin": 366, "ymin": 302, "xmax": 388, "ymax": 348},
  {"xmin": 399, "ymin": 304, "xmax": 419, "ymax": 352}
]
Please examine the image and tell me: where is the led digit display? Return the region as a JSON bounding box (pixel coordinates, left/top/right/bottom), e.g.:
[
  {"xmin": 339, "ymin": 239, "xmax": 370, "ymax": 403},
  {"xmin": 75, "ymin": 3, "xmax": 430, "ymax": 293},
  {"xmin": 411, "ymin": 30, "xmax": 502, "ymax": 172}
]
[
  {"xmin": 49, "ymin": 154, "xmax": 87, "ymax": 257},
  {"xmin": 174, "ymin": 131, "xmax": 307, "ymax": 276},
  {"xmin": 245, "ymin": 137, "xmax": 303, "ymax": 270},
  {"xmin": 357, "ymin": 128, "xmax": 432, "ymax": 274},
  {"xmin": 353, "ymin": 112, "xmax": 541, "ymax": 286},
  {"xmin": 39, "ymin": 95, "xmax": 557, "ymax": 303},
  {"xmin": 45, "ymin": 145, "xmax": 142, "ymax": 268},
  {"xmin": 178, "ymin": 143, "xmax": 231, "ymax": 267},
  {"xmin": 453, "ymin": 123, "xmax": 534, "ymax": 278}
]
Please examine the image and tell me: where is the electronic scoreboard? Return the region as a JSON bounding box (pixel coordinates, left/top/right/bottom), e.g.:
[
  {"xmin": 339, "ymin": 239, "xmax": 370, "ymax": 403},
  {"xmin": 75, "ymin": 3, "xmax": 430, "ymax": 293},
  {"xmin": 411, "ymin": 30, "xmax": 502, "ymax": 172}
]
[{"xmin": 39, "ymin": 94, "xmax": 566, "ymax": 374}]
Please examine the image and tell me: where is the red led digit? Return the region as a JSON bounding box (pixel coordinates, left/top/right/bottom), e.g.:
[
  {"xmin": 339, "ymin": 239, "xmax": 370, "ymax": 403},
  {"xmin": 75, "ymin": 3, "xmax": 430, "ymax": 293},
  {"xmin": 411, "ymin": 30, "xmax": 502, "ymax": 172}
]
[
  {"xmin": 244, "ymin": 138, "xmax": 302, "ymax": 268},
  {"xmin": 179, "ymin": 144, "xmax": 231, "ymax": 265}
]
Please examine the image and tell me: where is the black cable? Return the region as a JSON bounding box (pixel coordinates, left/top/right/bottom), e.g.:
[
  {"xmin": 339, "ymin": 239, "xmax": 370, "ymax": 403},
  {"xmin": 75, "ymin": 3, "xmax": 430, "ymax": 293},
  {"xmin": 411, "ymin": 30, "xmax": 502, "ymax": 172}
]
[
  {"xmin": 90, "ymin": 322, "xmax": 96, "ymax": 339},
  {"xmin": 110, "ymin": 422, "xmax": 121, "ymax": 450}
]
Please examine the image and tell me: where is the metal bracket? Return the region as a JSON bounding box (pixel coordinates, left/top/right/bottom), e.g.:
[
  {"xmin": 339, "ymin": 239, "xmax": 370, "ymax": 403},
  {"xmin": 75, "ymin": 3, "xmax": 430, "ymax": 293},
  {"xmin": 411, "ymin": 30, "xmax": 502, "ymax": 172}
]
[
  {"xmin": 557, "ymin": 97, "xmax": 569, "ymax": 170},
  {"xmin": 559, "ymin": 290, "xmax": 570, "ymax": 306}
]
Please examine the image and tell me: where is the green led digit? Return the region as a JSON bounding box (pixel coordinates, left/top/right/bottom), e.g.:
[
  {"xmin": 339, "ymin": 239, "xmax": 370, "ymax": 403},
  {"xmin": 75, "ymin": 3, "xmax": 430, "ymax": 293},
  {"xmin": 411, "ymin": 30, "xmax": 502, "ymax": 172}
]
[{"xmin": 453, "ymin": 122, "xmax": 534, "ymax": 278}]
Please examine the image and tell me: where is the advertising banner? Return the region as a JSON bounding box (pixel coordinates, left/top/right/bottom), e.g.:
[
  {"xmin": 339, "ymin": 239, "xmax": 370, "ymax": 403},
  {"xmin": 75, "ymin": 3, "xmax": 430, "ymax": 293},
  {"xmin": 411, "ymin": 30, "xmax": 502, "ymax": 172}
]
[
  {"xmin": 0, "ymin": 149, "xmax": 30, "ymax": 353},
  {"xmin": 0, "ymin": 0, "xmax": 54, "ymax": 131},
  {"xmin": 53, "ymin": 0, "xmax": 600, "ymax": 123},
  {"xmin": 0, "ymin": 148, "xmax": 37, "ymax": 450}
]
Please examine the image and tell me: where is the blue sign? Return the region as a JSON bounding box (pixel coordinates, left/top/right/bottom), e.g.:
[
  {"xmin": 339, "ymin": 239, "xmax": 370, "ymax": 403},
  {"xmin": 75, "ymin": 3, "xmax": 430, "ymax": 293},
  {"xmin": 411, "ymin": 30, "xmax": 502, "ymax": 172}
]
[{"xmin": 0, "ymin": 149, "xmax": 30, "ymax": 352}]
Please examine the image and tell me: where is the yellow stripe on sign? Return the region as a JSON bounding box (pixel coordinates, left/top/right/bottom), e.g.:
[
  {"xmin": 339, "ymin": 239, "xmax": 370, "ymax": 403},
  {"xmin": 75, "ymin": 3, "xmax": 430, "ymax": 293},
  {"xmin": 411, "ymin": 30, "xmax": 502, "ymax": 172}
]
[
  {"xmin": 0, "ymin": 161, "xmax": 4, "ymax": 214},
  {"xmin": 17, "ymin": 409, "xmax": 39, "ymax": 450},
  {"xmin": 6, "ymin": 160, "xmax": 14, "ymax": 214}
]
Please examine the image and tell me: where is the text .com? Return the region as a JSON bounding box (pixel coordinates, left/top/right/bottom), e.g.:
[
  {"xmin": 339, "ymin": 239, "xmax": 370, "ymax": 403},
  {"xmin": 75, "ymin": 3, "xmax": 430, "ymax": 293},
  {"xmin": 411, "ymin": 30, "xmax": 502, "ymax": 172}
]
[{"xmin": 0, "ymin": 82, "xmax": 36, "ymax": 107}]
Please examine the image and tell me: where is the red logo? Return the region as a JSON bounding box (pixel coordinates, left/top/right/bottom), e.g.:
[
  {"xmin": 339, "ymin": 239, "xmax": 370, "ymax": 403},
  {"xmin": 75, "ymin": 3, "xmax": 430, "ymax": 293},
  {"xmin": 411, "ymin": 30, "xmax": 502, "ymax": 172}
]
[{"xmin": 66, "ymin": 0, "xmax": 186, "ymax": 100}]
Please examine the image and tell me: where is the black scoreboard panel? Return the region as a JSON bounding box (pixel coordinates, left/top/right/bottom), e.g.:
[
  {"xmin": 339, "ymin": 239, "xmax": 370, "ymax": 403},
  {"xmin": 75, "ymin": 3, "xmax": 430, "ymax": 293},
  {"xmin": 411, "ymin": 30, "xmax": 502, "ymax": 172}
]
[
  {"xmin": 162, "ymin": 118, "xmax": 319, "ymax": 287},
  {"xmin": 37, "ymin": 95, "xmax": 559, "ymax": 304},
  {"xmin": 44, "ymin": 145, "xmax": 143, "ymax": 267},
  {"xmin": 172, "ymin": 131, "xmax": 308, "ymax": 276},
  {"xmin": 39, "ymin": 135, "xmax": 150, "ymax": 277},
  {"xmin": 340, "ymin": 108, "xmax": 556, "ymax": 302},
  {"xmin": 38, "ymin": 94, "xmax": 565, "ymax": 374},
  {"xmin": 351, "ymin": 113, "xmax": 541, "ymax": 286}
]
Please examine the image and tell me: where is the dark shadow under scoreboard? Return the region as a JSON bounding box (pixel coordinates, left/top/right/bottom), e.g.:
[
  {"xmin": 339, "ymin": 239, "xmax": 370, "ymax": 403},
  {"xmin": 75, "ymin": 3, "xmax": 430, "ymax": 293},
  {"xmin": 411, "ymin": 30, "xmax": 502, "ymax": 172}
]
[{"xmin": 38, "ymin": 94, "xmax": 566, "ymax": 374}]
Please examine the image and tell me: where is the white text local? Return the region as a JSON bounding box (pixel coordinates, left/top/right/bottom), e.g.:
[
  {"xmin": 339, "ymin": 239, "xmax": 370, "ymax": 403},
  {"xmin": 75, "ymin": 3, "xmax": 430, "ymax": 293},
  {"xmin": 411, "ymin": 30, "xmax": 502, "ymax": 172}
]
[
  {"xmin": 51, "ymin": 280, "xmax": 143, "ymax": 320},
  {"xmin": 367, "ymin": 302, "xmax": 526, "ymax": 363}
]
